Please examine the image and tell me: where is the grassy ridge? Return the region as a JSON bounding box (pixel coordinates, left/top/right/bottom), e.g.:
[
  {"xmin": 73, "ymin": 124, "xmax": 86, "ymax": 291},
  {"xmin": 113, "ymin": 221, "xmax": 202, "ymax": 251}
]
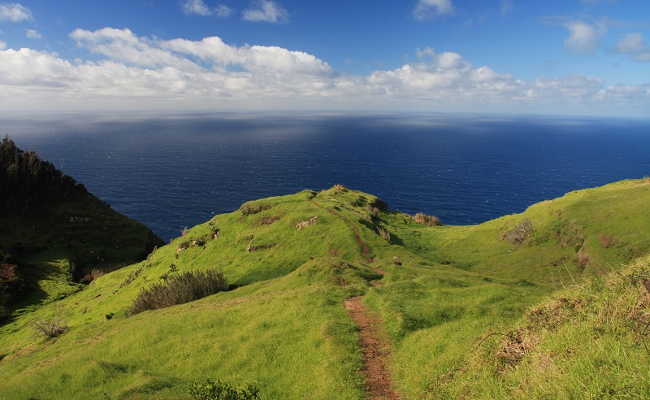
[{"xmin": 1, "ymin": 180, "xmax": 649, "ymax": 399}]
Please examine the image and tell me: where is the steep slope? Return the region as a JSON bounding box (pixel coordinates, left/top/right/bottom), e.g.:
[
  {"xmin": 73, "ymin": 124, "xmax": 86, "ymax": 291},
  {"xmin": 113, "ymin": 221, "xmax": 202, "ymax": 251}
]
[
  {"xmin": 431, "ymin": 256, "xmax": 650, "ymax": 399},
  {"xmin": 0, "ymin": 180, "xmax": 649, "ymax": 399},
  {"xmin": 0, "ymin": 137, "xmax": 163, "ymax": 321}
]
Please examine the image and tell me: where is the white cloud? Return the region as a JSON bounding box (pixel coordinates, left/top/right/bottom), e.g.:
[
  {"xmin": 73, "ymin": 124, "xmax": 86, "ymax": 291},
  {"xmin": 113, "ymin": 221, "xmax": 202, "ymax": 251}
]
[
  {"xmin": 616, "ymin": 33, "xmax": 650, "ymax": 62},
  {"xmin": 183, "ymin": 0, "xmax": 211, "ymax": 16},
  {"xmin": 162, "ymin": 36, "xmax": 333, "ymax": 75},
  {"xmin": 70, "ymin": 27, "xmax": 201, "ymax": 71},
  {"xmin": 416, "ymin": 47, "xmax": 436, "ymax": 59},
  {"xmin": 0, "ymin": 28, "xmax": 648, "ymax": 116},
  {"xmin": 0, "ymin": 40, "xmax": 5, "ymax": 49},
  {"xmin": 242, "ymin": 0, "xmax": 288, "ymax": 23},
  {"xmin": 414, "ymin": 0, "xmax": 454, "ymax": 20},
  {"xmin": 182, "ymin": 0, "xmax": 233, "ymax": 17},
  {"xmin": 0, "ymin": 2, "xmax": 32, "ymax": 22},
  {"xmin": 215, "ymin": 4, "xmax": 233, "ymax": 17},
  {"xmin": 25, "ymin": 28, "xmax": 41, "ymax": 39},
  {"xmin": 564, "ymin": 21, "xmax": 605, "ymax": 53}
]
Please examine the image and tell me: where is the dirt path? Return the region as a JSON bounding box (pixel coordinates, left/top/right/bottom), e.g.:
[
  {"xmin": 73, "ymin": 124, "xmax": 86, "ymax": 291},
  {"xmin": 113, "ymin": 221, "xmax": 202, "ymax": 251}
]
[{"xmin": 345, "ymin": 296, "xmax": 400, "ymax": 400}]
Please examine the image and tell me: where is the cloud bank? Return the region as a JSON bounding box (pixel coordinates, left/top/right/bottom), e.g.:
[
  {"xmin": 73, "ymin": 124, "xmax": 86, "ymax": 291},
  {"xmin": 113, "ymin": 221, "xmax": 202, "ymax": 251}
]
[{"xmin": 0, "ymin": 27, "xmax": 648, "ymax": 115}]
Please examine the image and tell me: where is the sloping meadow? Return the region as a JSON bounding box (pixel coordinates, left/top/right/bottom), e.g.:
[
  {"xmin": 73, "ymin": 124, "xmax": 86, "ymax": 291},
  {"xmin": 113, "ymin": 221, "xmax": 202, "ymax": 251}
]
[{"xmin": 1, "ymin": 180, "xmax": 650, "ymax": 399}]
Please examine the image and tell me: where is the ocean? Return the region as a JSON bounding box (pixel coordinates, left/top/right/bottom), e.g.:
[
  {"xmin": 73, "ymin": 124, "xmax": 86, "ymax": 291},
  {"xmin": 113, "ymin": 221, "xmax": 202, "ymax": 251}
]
[{"xmin": 6, "ymin": 113, "xmax": 650, "ymax": 242}]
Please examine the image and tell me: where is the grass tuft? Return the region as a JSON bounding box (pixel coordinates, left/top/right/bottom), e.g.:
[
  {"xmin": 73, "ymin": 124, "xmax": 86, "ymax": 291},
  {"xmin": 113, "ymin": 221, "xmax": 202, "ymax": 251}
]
[
  {"xmin": 189, "ymin": 379, "xmax": 260, "ymax": 400},
  {"xmin": 33, "ymin": 319, "xmax": 67, "ymax": 338},
  {"xmin": 130, "ymin": 270, "xmax": 228, "ymax": 315}
]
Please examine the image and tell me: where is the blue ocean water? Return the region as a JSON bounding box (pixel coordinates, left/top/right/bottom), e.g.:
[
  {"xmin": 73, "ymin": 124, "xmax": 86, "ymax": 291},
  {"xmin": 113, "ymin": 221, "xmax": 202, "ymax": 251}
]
[{"xmin": 5, "ymin": 113, "xmax": 650, "ymax": 242}]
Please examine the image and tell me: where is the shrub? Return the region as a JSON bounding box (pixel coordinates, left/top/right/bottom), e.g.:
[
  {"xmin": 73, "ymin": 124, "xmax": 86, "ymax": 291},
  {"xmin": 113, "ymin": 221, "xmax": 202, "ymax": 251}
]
[
  {"xmin": 33, "ymin": 319, "xmax": 67, "ymax": 338},
  {"xmin": 413, "ymin": 213, "xmax": 442, "ymax": 227},
  {"xmin": 351, "ymin": 196, "xmax": 367, "ymax": 207},
  {"xmin": 130, "ymin": 270, "xmax": 228, "ymax": 315},
  {"xmin": 189, "ymin": 379, "xmax": 260, "ymax": 400},
  {"xmin": 370, "ymin": 197, "xmax": 389, "ymax": 211}
]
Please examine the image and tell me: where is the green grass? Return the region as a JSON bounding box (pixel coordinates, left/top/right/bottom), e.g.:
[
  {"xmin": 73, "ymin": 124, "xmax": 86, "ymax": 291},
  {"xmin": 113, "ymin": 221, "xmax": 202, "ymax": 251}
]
[
  {"xmin": 430, "ymin": 256, "xmax": 650, "ymax": 400},
  {"xmin": 1, "ymin": 180, "xmax": 650, "ymax": 399}
]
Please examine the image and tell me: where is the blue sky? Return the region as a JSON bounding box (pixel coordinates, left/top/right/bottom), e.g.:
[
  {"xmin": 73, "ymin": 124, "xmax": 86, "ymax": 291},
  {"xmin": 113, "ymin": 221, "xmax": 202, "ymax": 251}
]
[{"xmin": 0, "ymin": 0, "xmax": 649, "ymax": 116}]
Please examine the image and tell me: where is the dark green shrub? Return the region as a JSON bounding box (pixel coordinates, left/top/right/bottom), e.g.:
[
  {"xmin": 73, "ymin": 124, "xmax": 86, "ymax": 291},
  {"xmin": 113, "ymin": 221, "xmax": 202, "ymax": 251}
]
[
  {"xmin": 351, "ymin": 196, "xmax": 367, "ymax": 207},
  {"xmin": 130, "ymin": 270, "xmax": 228, "ymax": 315},
  {"xmin": 189, "ymin": 379, "xmax": 260, "ymax": 400}
]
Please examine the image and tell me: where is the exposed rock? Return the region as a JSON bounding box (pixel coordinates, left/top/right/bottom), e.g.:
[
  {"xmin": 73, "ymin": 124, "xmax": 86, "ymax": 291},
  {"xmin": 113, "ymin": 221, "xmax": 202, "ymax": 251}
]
[{"xmin": 296, "ymin": 216, "xmax": 319, "ymax": 231}]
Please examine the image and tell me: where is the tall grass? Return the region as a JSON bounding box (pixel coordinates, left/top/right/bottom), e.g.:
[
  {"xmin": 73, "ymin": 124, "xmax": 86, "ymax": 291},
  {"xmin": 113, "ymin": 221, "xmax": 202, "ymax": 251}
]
[{"xmin": 130, "ymin": 270, "xmax": 228, "ymax": 314}]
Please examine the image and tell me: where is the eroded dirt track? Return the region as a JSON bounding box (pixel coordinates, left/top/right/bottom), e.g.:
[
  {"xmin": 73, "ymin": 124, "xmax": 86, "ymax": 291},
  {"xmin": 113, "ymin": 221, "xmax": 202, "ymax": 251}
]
[{"xmin": 345, "ymin": 296, "xmax": 400, "ymax": 400}]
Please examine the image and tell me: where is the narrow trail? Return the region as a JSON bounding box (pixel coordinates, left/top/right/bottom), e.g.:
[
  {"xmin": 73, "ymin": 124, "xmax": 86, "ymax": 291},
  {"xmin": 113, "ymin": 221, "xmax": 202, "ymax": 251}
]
[
  {"xmin": 310, "ymin": 198, "xmax": 400, "ymax": 399},
  {"xmin": 345, "ymin": 295, "xmax": 400, "ymax": 400}
]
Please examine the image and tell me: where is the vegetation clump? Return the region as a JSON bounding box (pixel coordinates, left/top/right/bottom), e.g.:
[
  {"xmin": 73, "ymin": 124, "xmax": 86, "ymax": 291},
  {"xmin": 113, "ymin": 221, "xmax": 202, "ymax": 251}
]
[
  {"xmin": 495, "ymin": 328, "xmax": 539, "ymax": 370},
  {"xmin": 188, "ymin": 379, "xmax": 260, "ymax": 400},
  {"xmin": 413, "ymin": 213, "xmax": 442, "ymax": 226},
  {"xmin": 240, "ymin": 202, "xmax": 272, "ymax": 216},
  {"xmin": 369, "ymin": 197, "xmax": 389, "ymax": 211},
  {"xmin": 258, "ymin": 216, "xmax": 280, "ymax": 226},
  {"xmin": 376, "ymin": 225, "xmax": 392, "ymax": 242},
  {"xmin": 130, "ymin": 270, "xmax": 228, "ymax": 315},
  {"xmin": 502, "ymin": 219, "xmax": 534, "ymax": 245},
  {"xmin": 33, "ymin": 319, "xmax": 68, "ymax": 338}
]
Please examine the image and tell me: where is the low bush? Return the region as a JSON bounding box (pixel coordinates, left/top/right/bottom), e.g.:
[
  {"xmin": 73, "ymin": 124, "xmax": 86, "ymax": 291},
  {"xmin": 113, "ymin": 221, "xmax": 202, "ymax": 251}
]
[
  {"xmin": 33, "ymin": 319, "xmax": 67, "ymax": 338},
  {"xmin": 130, "ymin": 270, "xmax": 228, "ymax": 315},
  {"xmin": 189, "ymin": 379, "xmax": 260, "ymax": 400},
  {"xmin": 413, "ymin": 213, "xmax": 442, "ymax": 227}
]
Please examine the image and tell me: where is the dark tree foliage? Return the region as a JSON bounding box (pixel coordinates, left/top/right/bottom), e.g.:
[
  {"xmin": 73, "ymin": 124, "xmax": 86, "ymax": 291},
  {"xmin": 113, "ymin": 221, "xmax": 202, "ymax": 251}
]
[{"xmin": 0, "ymin": 136, "xmax": 87, "ymax": 216}]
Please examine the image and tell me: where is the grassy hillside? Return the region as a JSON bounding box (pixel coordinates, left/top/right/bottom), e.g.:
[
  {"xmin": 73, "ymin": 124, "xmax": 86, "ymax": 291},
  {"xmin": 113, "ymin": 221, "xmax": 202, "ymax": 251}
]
[
  {"xmin": 0, "ymin": 137, "xmax": 163, "ymax": 321},
  {"xmin": 0, "ymin": 180, "xmax": 649, "ymax": 399},
  {"xmin": 432, "ymin": 256, "xmax": 650, "ymax": 399}
]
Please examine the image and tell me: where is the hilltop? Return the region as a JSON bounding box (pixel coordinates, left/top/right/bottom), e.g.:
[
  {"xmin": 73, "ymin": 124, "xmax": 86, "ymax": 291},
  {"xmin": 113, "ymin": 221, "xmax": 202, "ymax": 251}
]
[
  {"xmin": 0, "ymin": 171, "xmax": 649, "ymax": 399},
  {"xmin": 0, "ymin": 137, "xmax": 163, "ymax": 321}
]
